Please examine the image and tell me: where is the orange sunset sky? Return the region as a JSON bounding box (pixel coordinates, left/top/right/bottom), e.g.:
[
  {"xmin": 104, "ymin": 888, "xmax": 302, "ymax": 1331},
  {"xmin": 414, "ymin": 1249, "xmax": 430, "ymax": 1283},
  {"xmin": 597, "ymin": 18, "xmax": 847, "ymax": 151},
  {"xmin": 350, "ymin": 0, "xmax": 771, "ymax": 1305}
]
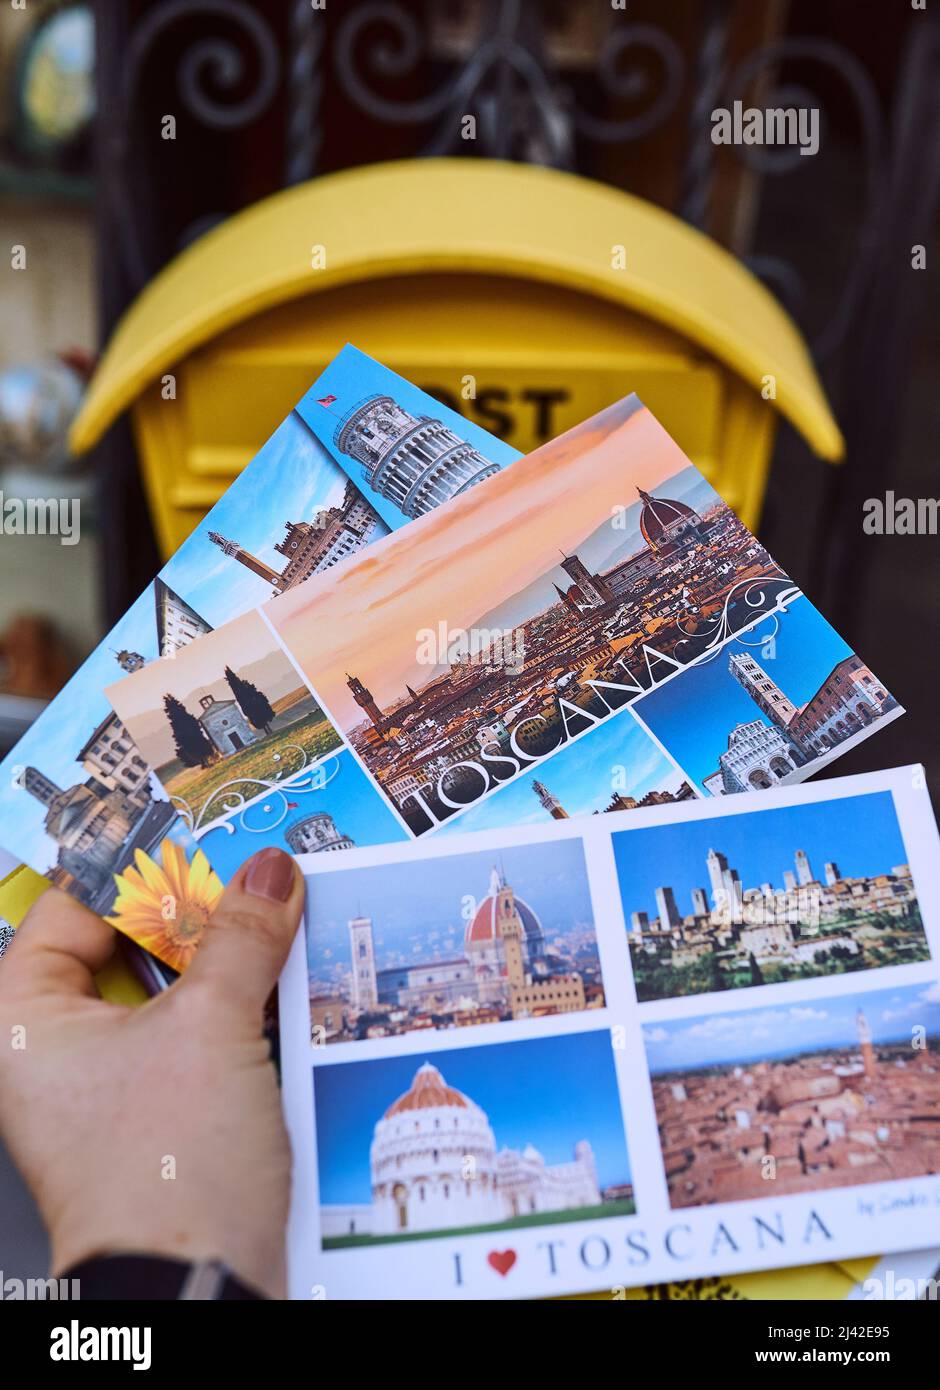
[{"xmin": 266, "ymin": 397, "xmax": 695, "ymax": 729}]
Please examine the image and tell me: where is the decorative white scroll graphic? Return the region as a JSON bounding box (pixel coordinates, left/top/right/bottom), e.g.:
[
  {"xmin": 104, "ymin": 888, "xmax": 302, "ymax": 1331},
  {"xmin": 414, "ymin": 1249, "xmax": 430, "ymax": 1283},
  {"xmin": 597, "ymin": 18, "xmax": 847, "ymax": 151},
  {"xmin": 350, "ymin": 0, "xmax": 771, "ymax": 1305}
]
[
  {"xmin": 172, "ymin": 749, "xmax": 342, "ymax": 840},
  {"xmin": 673, "ymin": 573, "xmax": 801, "ymax": 666}
]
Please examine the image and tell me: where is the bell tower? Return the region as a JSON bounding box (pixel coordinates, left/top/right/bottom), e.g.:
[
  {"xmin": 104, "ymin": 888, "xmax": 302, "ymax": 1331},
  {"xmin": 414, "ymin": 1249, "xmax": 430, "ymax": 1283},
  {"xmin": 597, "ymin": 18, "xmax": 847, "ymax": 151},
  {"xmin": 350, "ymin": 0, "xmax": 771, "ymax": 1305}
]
[
  {"xmin": 856, "ymin": 1009, "xmax": 877, "ymax": 1080},
  {"xmin": 21, "ymin": 767, "xmax": 62, "ymax": 808},
  {"xmin": 532, "ymin": 780, "xmax": 568, "ymax": 819},
  {"xmin": 728, "ymin": 651, "xmax": 799, "ymax": 730},
  {"xmin": 347, "ymin": 672, "xmax": 386, "ymax": 733},
  {"xmin": 559, "ymin": 552, "xmax": 615, "ymax": 608},
  {"xmin": 114, "ymin": 649, "xmax": 146, "ymax": 673},
  {"xmin": 493, "ymin": 871, "xmax": 526, "ymax": 989},
  {"xmin": 348, "ymin": 916, "xmax": 378, "ymax": 1011},
  {"xmin": 207, "ymin": 532, "xmax": 285, "ymax": 591}
]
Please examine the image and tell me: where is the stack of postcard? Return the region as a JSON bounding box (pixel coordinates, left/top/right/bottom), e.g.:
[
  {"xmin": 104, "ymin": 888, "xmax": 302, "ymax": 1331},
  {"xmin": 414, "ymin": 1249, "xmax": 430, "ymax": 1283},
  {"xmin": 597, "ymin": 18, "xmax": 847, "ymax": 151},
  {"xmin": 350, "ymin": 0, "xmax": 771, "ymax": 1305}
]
[{"xmin": 1, "ymin": 346, "xmax": 938, "ymax": 1300}]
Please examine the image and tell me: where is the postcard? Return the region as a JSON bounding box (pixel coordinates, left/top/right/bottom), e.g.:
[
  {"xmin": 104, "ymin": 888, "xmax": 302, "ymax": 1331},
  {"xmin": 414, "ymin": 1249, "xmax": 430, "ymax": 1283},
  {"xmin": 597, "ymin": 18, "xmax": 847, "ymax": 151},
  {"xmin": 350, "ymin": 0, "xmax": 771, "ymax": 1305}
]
[
  {"xmin": 616, "ymin": 788, "xmax": 930, "ymax": 1002},
  {"xmin": 277, "ymin": 764, "xmax": 940, "ymax": 1299},
  {"xmin": 0, "ymin": 347, "xmax": 520, "ymax": 967},
  {"xmin": 304, "ymin": 835, "xmax": 605, "ymax": 1043},
  {"xmin": 129, "ymin": 608, "xmax": 344, "ymax": 834},
  {"xmin": 107, "ymin": 392, "xmax": 901, "ymax": 873}
]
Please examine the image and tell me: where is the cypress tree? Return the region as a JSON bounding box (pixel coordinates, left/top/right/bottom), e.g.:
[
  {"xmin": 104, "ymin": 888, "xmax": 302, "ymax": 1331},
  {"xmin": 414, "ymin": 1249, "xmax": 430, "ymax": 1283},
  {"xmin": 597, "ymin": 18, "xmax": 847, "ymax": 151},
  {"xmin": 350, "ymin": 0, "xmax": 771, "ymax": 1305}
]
[
  {"xmin": 225, "ymin": 665, "xmax": 275, "ymax": 734},
  {"xmin": 164, "ymin": 693, "xmax": 215, "ymax": 768}
]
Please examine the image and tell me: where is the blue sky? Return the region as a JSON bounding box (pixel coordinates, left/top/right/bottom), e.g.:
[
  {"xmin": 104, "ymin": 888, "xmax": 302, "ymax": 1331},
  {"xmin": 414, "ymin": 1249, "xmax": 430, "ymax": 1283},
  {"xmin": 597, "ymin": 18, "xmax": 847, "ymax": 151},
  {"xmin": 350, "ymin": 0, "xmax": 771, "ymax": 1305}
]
[
  {"xmin": 160, "ymin": 412, "xmax": 374, "ymax": 629},
  {"xmin": 315, "ymin": 1030, "xmax": 631, "ymax": 1204},
  {"xmin": 437, "ymin": 708, "xmax": 686, "ymax": 835},
  {"xmin": 295, "ymin": 344, "xmax": 522, "ymax": 531},
  {"xmin": 613, "ymin": 789, "xmax": 911, "ymax": 923},
  {"xmin": 632, "ymin": 594, "xmax": 860, "ymax": 791},
  {"xmin": 305, "ymin": 836, "xmax": 594, "ymax": 979},
  {"xmin": 643, "ymin": 980, "xmax": 940, "ymax": 1073},
  {"xmin": 0, "ymin": 583, "xmax": 162, "ymax": 869},
  {"xmin": 198, "ymin": 748, "xmax": 407, "ymax": 882}
]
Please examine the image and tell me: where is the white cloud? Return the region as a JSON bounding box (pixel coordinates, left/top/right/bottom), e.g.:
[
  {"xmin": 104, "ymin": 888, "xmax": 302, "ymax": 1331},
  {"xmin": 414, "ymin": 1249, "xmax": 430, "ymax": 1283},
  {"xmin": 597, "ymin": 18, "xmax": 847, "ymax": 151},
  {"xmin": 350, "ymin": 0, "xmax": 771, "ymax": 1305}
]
[{"xmin": 643, "ymin": 1026, "xmax": 669, "ymax": 1044}]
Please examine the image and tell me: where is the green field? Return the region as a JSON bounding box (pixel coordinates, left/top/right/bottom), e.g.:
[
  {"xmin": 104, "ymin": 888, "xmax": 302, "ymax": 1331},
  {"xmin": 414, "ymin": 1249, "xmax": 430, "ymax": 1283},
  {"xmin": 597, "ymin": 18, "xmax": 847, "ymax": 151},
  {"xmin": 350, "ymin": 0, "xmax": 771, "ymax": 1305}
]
[
  {"xmin": 162, "ymin": 703, "xmax": 342, "ymax": 825},
  {"xmin": 322, "ymin": 1198, "xmax": 636, "ymax": 1250}
]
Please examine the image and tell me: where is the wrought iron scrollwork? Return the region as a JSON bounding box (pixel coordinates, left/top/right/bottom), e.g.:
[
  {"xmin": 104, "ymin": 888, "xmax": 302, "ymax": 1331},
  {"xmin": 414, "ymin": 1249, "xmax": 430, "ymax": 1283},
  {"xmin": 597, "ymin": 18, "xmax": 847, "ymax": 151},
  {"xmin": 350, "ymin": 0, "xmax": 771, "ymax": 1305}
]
[
  {"xmin": 113, "ymin": 0, "xmax": 282, "ymax": 287},
  {"xmin": 334, "ymin": 0, "xmax": 684, "ymax": 164},
  {"xmin": 124, "ymin": 0, "xmax": 280, "ymax": 129},
  {"xmin": 334, "ymin": 0, "xmax": 562, "ymax": 162},
  {"xmin": 568, "ymin": 20, "xmax": 684, "ymax": 145},
  {"xmin": 719, "ymin": 37, "xmax": 887, "ymax": 358},
  {"xmin": 284, "ymin": 0, "xmax": 325, "ymax": 184}
]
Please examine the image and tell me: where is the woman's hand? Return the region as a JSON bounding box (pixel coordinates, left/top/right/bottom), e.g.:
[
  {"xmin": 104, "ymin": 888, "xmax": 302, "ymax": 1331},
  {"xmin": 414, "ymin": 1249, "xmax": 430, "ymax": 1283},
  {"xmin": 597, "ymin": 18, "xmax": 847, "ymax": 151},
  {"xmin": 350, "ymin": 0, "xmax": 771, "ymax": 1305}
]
[{"xmin": 0, "ymin": 846, "xmax": 303, "ymax": 1299}]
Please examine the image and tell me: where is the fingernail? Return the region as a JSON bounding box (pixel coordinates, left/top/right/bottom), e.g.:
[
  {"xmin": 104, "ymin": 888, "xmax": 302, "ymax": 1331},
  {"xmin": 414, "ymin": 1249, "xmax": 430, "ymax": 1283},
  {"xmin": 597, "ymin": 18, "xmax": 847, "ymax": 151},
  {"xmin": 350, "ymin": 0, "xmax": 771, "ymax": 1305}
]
[{"xmin": 244, "ymin": 848, "xmax": 295, "ymax": 903}]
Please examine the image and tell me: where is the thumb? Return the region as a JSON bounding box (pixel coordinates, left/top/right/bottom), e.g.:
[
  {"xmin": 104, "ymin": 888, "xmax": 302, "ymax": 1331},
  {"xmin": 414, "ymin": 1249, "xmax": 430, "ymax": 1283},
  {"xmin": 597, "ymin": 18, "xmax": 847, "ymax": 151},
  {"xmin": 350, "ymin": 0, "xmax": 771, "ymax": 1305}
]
[{"xmin": 183, "ymin": 847, "xmax": 304, "ymax": 1014}]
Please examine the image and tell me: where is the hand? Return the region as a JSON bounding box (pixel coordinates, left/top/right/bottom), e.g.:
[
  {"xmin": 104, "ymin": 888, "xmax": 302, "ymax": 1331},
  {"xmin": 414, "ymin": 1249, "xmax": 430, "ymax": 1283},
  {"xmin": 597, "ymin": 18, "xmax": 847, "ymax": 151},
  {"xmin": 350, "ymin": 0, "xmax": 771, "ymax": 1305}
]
[{"xmin": 0, "ymin": 846, "xmax": 303, "ymax": 1299}]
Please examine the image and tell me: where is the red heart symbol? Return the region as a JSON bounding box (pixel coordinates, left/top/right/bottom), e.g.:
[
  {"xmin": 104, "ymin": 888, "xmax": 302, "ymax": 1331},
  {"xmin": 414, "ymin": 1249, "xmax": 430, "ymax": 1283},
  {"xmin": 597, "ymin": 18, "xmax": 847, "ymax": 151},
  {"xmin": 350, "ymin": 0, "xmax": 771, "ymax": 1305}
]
[{"xmin": 487, "ymin": 1249, "xmax": 516, "ymax": 1277}]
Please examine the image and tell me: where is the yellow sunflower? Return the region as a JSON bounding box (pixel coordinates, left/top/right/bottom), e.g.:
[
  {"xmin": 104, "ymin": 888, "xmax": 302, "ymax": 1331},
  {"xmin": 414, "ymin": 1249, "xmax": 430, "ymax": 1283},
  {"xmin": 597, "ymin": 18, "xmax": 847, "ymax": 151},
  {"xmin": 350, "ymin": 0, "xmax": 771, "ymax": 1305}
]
[{"xmin": 107, "ymin": 838, "xmax": 223, "ymax": 972}]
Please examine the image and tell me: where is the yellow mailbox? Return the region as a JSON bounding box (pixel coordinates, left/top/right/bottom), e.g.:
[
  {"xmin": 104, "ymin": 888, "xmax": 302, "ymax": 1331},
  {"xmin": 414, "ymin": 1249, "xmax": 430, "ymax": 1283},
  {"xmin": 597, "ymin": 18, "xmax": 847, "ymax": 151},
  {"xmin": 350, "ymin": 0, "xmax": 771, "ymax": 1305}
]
[{"xmin": 69, "ymin": 158, "xmax": 842, "ymax": 558}]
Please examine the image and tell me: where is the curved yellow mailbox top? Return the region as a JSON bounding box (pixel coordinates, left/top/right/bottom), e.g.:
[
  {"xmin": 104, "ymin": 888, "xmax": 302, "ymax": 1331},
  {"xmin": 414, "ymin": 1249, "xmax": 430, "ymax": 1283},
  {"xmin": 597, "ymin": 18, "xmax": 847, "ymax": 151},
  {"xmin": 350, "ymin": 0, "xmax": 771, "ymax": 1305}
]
[{"xmin": 70, "ymin": 158, "xmax": 842, "ymax": 461}]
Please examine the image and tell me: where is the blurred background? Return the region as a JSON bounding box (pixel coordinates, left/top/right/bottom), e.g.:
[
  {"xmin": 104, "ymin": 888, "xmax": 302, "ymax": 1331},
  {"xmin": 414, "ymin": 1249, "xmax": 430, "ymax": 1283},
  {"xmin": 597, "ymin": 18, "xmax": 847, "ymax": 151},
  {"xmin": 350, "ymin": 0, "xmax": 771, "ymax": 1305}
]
[{"xmin": 0, "ymin": 0, "xmax": 938, "ymax": 1288}]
